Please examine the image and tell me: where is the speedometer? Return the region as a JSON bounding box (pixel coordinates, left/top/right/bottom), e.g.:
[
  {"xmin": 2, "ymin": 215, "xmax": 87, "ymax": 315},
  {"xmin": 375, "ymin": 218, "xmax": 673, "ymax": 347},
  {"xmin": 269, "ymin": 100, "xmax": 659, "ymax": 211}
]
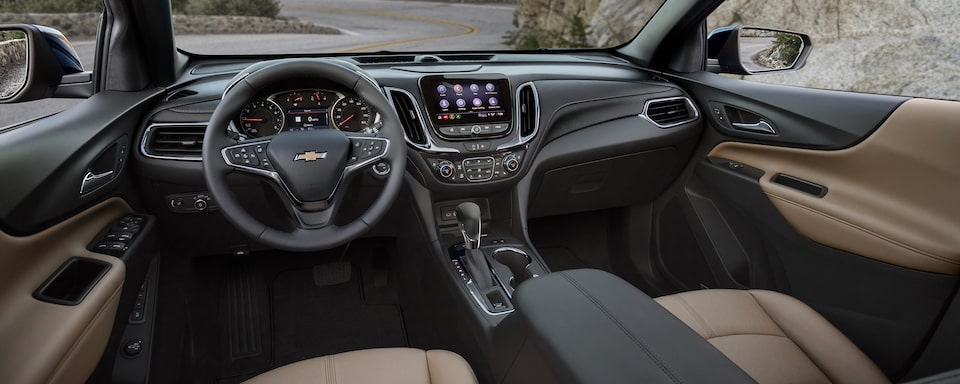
[
  {"xmin": 240, "ymin": 99, "xmax": 284, "ymax": 137},
  {"xmin": 331, "ymin": 97, "xmax": 372, "ymax": 132}
]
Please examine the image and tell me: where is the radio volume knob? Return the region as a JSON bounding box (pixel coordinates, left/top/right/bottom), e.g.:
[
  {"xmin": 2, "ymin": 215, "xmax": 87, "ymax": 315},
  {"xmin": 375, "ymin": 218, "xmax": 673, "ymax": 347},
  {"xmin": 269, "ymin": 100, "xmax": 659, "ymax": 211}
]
[
  {"xmin": 503, "ymin": 154, "xmax": 520, "ymax": 172},
  {"xmin": 438, "ymin": 160, "xmax": 455, "ymax": 179}
]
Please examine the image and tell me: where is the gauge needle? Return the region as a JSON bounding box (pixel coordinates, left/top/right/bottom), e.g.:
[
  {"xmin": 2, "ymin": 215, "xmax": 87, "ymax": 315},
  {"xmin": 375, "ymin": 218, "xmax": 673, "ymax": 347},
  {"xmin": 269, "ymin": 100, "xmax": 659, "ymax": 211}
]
[
  {"xmin": 338, "ymin": 114, "xmax": 356, "ymax": 127},
  {"xmin": 314, "ymin": 92, "xmax": 321, "ymax": 100},
  {"xmin": 294, "ymin": 96, "xmax": 303, "ymax": 102},
  {"xmin": 242, "ymin": 118, "xmax": 264, "ymax": 122}
]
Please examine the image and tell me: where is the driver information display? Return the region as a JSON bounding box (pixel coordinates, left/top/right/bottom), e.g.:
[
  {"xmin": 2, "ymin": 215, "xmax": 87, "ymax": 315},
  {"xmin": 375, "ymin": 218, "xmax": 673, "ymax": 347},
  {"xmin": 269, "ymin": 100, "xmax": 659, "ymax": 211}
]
[
  {"xmin": 422, "ymin": 76, "xmax": 511, "ymax": 126},
  {"xmin": 287, "ymin": 109, "xmax": 329, "ymax": 130}
]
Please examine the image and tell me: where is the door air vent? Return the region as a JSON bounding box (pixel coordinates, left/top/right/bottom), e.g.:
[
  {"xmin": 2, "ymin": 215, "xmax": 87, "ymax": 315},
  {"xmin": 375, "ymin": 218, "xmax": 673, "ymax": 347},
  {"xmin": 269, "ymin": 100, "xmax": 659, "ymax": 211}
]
[
  {"xmin": 352, "ymin": 55, "xmax": 417, "ymax": 64},
  {"xmin": 516, "ymin": 83, "xmax": 539, "ymax": 140},
  {"xmin": 165, "ymin": 89, "xmax": 199, "ymax": 101},
  {"xmin": 142, "ymin": 124, "xmax": 206, "ymax": 160},
  {"xmin": 388, "ymin": 90, "xmax": 428, "ymax": 146},
  {"xmin": 642, "ymin": 97, "xmax": 699, "ymax": 128}
]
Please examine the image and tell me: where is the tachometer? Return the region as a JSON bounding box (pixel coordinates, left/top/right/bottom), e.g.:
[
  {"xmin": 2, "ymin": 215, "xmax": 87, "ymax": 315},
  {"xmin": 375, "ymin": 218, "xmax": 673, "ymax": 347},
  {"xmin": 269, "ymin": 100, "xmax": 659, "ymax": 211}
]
[
  {"xmin": 331, "ymin": 97, "xmax": 372, "ymax": 132},
  {"xmin": 240, "ymin": 99, "xmax": 284, "ymax": 137}
]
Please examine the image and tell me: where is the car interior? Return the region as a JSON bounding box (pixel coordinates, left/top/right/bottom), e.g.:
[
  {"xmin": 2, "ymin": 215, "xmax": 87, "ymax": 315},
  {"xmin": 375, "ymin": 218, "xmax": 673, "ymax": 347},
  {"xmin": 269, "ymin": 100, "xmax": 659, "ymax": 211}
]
[{"xmin": 2, "ymin": 0, "xmax": 960, "ymax": 383}]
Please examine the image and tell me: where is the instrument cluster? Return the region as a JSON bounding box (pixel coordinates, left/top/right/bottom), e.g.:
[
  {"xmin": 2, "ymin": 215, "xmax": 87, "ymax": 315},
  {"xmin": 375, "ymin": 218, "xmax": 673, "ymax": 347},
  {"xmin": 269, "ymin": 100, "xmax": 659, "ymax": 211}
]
[{"xmin": 237, "ymin": 89, "xmax": 379, "ymax": 138}]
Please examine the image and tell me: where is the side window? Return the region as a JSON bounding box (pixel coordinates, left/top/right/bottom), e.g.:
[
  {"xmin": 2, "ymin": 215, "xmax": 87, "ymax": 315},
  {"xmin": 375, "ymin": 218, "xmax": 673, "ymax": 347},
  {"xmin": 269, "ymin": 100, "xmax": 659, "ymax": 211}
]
[{"xmin": 707, "ymin": 1, "xmax": 958, "ymax": 101}]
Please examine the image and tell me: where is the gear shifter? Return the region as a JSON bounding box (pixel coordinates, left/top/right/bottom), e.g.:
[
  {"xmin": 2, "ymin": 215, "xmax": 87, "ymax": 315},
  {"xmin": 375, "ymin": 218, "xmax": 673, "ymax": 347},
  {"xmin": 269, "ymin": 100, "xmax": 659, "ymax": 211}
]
[{"xmin": 456, "ymin": 202, "xmax": 495, "ymax": 288}]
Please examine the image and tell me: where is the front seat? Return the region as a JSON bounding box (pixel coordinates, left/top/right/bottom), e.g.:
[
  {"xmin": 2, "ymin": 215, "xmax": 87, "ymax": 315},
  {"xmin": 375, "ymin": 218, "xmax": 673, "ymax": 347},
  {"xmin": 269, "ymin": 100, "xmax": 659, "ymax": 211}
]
[
  {"xmin": 656, "ymin": 289, "xmax": 890, "ymax": 384},
  {"xmin": 243, "ymin": 348, "xmax": 478, "ymax": 384}
]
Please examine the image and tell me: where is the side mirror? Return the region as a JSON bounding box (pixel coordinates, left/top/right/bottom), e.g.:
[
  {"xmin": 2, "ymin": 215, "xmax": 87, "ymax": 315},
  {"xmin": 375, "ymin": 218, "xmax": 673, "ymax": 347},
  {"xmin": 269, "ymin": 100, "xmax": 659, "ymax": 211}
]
[
  {"xmin": 707, "ymin": 26, "xmax": 812, "ymax": 75},
  {"xmin": 0, "ymin": 24, "xmax": 89, "ymax": 104}
]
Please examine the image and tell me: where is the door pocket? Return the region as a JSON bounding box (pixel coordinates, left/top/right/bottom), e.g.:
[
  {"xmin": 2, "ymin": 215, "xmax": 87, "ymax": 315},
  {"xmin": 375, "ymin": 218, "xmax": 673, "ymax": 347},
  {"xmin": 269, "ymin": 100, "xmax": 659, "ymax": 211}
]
[{"xmin": 33, "ymin": 257, "xmax": 111, "ymax": 306}]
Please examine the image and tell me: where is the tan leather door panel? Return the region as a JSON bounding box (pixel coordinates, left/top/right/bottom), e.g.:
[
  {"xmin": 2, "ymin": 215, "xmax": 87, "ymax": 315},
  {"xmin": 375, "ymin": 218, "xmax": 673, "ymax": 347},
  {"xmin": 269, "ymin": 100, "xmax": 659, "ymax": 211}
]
[
  {"xmin": 709, "ymin": 99, "xmax": 960, "ymax": 275},
  {"xmin": 0, "ymin": 198, "xmax": 131, "ymax": 383}
]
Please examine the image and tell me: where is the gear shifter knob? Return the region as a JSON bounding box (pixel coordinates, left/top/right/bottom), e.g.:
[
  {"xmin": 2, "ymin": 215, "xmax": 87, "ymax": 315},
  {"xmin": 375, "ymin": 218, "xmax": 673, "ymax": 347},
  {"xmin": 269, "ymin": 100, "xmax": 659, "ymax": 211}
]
[{"xmin": 456, "ymin": 202, "xmax": 482, "ymax": 249}]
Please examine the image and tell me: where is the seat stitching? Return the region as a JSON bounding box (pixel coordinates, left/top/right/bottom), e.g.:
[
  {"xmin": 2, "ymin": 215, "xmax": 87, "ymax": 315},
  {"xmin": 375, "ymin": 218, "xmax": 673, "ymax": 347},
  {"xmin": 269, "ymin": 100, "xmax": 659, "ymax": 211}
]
[
  {"xmin": 704, "ymin": 332, "xmax": 789, "ymax": 341},
  {"xmin": 673, "ymin": 295, "xmax": 716, "ymax": 339},
  {"xmin": 706, "ymin": 333, "xmax": 791, "ymax": 341},
  {"xmin": 329, "ymin": 355, "xmax": 337, "ymax": 384},
  {"xmin": 747, "ymin": 291, "xmax": 832, "ymax": 382},
  {"xmin": 560, "ymin": 272, "xmax": 684, "ymax": 384},
  {"xmin": 425, "ymin": 350, "xmax": 434, "ymax": 383}
]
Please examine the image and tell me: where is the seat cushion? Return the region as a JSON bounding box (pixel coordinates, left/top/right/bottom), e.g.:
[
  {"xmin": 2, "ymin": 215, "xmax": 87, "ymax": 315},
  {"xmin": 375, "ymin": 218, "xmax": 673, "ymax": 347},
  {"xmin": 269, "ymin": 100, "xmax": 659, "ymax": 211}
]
[
  {"xmin": 655, "ymin": 289, "xmax": 890, "ymax": 384},
  {"xmin": 243, "ymin": 348, "xmax": 478, "ymax": 384}
]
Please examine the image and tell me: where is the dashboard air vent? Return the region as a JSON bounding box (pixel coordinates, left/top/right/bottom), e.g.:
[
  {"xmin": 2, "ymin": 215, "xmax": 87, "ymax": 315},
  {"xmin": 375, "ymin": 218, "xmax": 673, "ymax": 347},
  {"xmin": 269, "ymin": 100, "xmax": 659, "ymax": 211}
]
[
  {"xmin": 389, "ymin": 91, "xmax": 427, "ymax": 146},
  {"xmin": 165, "ymin": 89, "xmax": 198, "ymax": 101},
  {"xmin": 352, "ymin": 55, "xmax": 417, "ymax": 64},
  {"xmin": 517, "ymin": 83, "xmax": 538, "ymax": 138},
  {"xmin": 144, "ymin": 124, "xmax": 205, "ymax": 159},
  {"xmin": 643, "ymin": 97, "xmax": 698, "ymax": 128}
]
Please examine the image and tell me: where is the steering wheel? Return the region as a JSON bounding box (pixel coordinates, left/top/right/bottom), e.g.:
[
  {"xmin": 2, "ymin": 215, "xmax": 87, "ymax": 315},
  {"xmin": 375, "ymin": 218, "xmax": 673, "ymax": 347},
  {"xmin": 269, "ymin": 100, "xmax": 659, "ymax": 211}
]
[{"xmin": 202, "ymin": 59, "xmax": 406, "ymax": 252}]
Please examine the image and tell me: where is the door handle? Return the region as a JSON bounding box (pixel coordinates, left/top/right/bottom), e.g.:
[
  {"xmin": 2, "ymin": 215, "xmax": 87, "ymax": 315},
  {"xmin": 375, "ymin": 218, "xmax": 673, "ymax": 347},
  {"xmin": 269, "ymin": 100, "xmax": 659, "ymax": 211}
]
[
  {"xmin": 732, "ymin": 120, "xmax": 776, "ymax": 135},
  {"xmin": 80, "ymin": 169, "xmax": 115, "ymax": 195}
]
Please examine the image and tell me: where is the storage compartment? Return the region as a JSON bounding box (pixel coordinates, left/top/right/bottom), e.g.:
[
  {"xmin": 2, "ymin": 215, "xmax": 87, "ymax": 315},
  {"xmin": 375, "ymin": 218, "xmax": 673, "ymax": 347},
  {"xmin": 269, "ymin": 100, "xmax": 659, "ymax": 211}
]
[
  {"xmin": 529, "ymin": 148, "xmax": 680, "ymax": 217},
  {"xmin": 34, "ymin": 257, "xmax": 111, "ymax": 306}
]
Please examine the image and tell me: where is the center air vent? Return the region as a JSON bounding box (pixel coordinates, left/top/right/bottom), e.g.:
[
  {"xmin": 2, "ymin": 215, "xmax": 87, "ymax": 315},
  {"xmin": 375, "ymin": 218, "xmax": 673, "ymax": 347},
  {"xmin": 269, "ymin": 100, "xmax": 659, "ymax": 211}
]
[
  {"xmin": 643, "ymin": 97, "xmax": 698, "ymax": 128},
  {"xmin": 516, "ymin": 83, "xmax": 539, "ymax": 139},
  {"xmin": 388, "ymin": 90, "xmax": 428, "ymax": 147},
  {"xmin": 142, "ymin": 124, "xmax": 206, "ymax": 160}
]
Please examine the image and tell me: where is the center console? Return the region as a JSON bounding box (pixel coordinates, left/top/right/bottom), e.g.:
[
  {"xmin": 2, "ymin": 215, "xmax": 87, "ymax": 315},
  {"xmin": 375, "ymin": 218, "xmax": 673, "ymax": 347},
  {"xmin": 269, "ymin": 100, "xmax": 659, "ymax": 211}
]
[{"xmin": 388, "ymin": 74, "xmax": 538, "ymax": 186}]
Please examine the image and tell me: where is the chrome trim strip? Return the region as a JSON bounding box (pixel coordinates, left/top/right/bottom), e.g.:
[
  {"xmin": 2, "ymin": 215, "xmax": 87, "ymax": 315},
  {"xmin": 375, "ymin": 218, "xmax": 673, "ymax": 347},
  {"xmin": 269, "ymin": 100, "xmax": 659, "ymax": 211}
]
[
  {"xmin": 497, "ymin": 82, "xmax": 540, "ymax": 151},
  {"xmin": 140, "ymin": 122, "xmax": 207, "ymax": 162},
  {"xmin": 639, "ymin": 96, "xmax": 700, "ymax": 128}
]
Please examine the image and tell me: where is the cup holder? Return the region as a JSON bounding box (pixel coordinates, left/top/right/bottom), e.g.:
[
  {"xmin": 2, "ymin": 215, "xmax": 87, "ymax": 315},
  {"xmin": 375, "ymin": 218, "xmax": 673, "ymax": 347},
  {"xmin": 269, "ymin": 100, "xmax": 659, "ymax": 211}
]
[{"xmin": 493, "ymin": 248, "xmax": 537, "ymax": 289}]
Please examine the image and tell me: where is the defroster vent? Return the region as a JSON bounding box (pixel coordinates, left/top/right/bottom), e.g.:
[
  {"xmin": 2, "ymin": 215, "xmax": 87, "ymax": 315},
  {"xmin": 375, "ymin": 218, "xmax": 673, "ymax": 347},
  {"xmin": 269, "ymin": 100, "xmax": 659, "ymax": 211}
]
[
  {"xmin": 643, "ymin": 97, "xmax": 698, "ymax": 128},
  {"xmin": 143, "ymin": 124, "xmax": 206, "ymax": 160},
  {"xmin": 389, "ymin": 90, "xmax": 428, "ymax": 146}
]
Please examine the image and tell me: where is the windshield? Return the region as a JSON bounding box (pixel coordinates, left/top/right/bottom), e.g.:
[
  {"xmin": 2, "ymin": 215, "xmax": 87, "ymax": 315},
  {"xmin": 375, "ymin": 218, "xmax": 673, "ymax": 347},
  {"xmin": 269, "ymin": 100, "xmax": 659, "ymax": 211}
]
[{"xmin": 172, "ymin": 0, "xmax": 666, "ymax": 54}]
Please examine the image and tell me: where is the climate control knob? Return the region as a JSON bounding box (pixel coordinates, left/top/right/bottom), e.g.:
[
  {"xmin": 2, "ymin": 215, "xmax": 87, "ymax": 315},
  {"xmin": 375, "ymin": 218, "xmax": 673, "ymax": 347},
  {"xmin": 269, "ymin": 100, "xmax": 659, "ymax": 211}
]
[
  {"xmin": 503, "ymin": 154, "xmax": 520, "ymax": 173},
  {"xmin": 438, "ymin": 160, "xmax": 455, "ymax": 179}
]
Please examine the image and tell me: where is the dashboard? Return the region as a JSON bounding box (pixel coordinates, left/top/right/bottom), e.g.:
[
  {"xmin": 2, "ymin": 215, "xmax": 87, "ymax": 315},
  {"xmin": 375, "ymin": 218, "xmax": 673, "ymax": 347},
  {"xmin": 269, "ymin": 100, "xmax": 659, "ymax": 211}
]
[
  {"xmin": 137, "ymin": 53, "xmax": 702, "ymax": 218},
  {"xmin": 237, "ymin": 89, "xmax": 380, "ymax": 138}
]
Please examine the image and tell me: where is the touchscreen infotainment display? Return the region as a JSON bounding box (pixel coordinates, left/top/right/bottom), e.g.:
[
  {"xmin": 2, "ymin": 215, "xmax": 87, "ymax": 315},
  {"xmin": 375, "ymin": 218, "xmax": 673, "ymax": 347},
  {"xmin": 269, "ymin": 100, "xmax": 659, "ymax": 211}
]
[{"xmin": 421, "ymin": 76, "xmax": 511, "ymax": 127}]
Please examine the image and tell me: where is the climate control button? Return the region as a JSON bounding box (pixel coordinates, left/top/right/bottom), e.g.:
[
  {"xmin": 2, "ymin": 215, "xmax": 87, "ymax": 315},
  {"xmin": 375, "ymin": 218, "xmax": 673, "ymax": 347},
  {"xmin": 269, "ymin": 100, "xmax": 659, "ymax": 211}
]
[
  {"xmin": 503, "ymin": 154, "xmax": 520, "ymax": 172},
  {"xmin": 438, "ymin": 160, "xmax": 455, "ymax": 179}
]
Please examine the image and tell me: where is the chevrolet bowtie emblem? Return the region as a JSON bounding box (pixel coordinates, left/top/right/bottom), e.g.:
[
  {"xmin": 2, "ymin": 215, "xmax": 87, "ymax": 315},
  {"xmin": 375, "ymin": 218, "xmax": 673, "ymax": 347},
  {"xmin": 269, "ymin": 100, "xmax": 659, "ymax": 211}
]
[{"xmin": 294, "ymin": 151, "xmax": 327, "ymax": 162}]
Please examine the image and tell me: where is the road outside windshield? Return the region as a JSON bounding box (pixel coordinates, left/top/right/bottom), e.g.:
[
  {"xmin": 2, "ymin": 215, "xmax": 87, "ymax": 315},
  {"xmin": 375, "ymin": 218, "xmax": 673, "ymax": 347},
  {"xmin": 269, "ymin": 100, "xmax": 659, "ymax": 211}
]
[{"xmin": 172, "ymin": 0, "xmax": 662, "ymax": 54}]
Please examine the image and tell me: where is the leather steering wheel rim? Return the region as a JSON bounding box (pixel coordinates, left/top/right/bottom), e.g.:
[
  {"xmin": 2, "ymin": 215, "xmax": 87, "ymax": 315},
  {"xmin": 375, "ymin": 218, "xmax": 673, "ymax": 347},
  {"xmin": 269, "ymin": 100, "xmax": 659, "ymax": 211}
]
[{"xmin": 202, "ymin": 59, "xmax": 406, "ymax": 252}]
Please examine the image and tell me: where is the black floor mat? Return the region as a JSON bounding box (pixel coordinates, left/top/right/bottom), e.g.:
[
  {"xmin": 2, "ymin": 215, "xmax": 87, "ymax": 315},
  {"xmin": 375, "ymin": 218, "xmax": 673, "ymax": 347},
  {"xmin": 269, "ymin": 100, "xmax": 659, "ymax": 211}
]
[
  {"xmin": 271, "ymin": 264, "xmax": 406, "ymax": 367},
  {"xmin": 152, "ymin": 238, "xmax": 408, "ymax": 383}
]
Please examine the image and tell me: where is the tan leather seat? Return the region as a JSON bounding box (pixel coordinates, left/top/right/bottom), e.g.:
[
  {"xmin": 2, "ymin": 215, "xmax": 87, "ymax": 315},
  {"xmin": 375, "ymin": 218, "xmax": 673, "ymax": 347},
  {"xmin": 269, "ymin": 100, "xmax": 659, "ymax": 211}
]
[
  {"xmin": 655, "ymin": 289, "xmax": 890, "ymax": 384},
  {"xmin": 243, "ymin": 348, "xmax": 478, "ymax": 384}
]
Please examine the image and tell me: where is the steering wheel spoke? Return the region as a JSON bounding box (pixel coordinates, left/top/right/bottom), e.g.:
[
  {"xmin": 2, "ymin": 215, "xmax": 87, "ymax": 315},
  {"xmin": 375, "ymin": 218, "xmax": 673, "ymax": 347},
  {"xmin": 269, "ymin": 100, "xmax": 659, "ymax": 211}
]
[
  {"xmin": 221, "ymin": 139, "xmax": 276, "ymax": 177},
  {"xmin": 343, "ymin": 134, "xmax": 390, "ymax": 177}
]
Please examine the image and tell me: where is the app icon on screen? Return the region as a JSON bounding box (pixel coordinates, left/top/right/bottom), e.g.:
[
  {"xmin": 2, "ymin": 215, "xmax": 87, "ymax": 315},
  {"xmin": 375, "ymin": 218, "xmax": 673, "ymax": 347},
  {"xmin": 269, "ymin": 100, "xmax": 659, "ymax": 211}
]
[
  {"xmin": 456, "ymin": 99, "xmax": 466, "ymax": 108},
  {"xmin": 439, "ymin": 99, "xmax": 450, "ymax": 108},
  {"xmin": 488, "ymin": 97, "xmax": 498, "ymax": 106},
  {"xmin": 485, "ymin": 83, "xmax": 496, "ymax": 92},
  {"xmin": 470, "ymin": 84, "xmax": 480, "ymax": 93},
  {"xmin": 437, "ymin": 85, "xmax": 447, "ymax": 94},
  {"xmin": 453, "ymin": 84, "xmax": 464, "ymax": 93},
  {"xmin": 473, "ymin": 98, "xmax": 483, "ymax": 107}
]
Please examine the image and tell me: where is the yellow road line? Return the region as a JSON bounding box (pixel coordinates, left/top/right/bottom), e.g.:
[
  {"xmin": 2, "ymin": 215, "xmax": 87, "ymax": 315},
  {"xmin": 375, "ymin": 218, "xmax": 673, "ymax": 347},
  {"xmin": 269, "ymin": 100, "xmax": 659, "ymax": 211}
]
[{"xmin": 284, "ymin": 4, "xmax": 480, "ymax": 53}]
